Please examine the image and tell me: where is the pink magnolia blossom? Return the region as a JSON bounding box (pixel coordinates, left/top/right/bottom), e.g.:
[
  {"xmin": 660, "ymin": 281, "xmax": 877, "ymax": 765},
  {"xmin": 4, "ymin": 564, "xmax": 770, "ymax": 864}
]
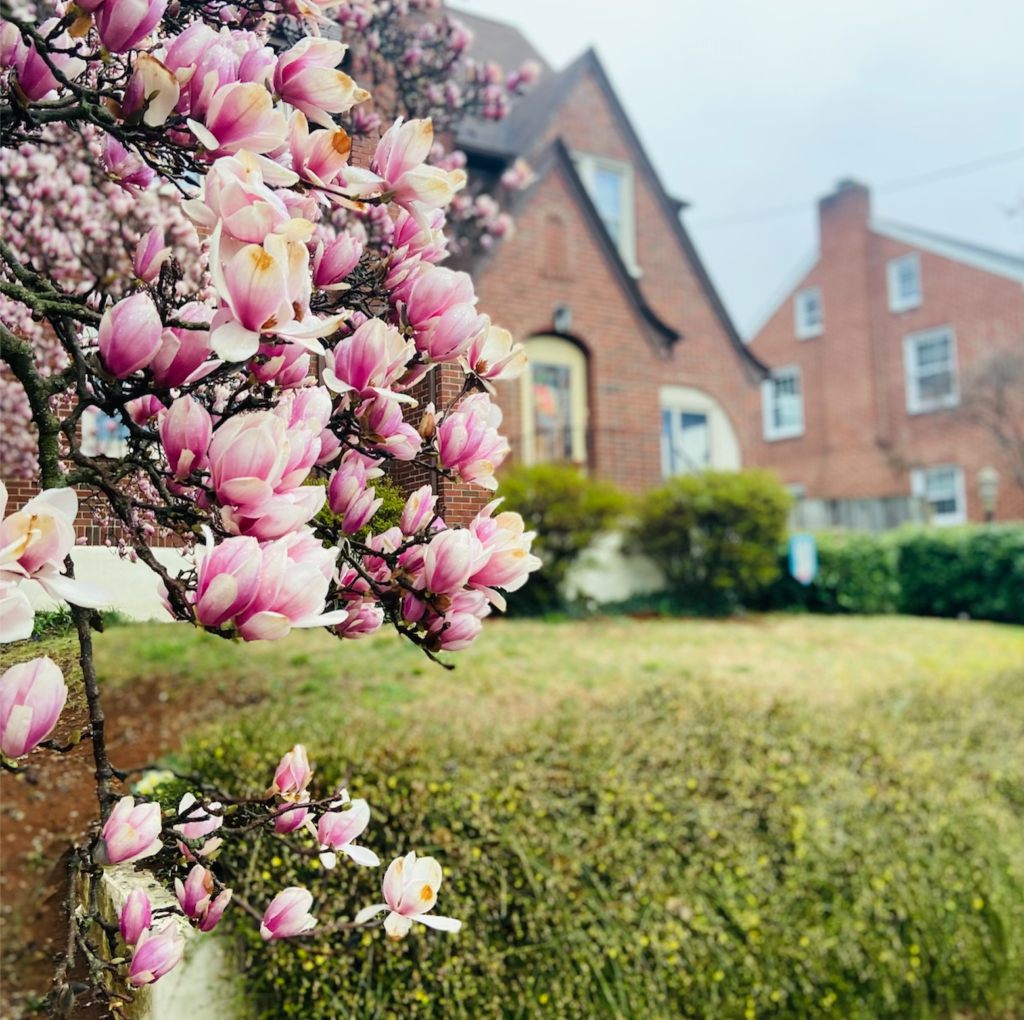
[
  {"xmin": 327, "ymin": 452, "xmax": 383, "ymax": 535},
  {"xmin": 315, "ymin": 798, "xmax": 379, "ymax": 868},
  {"xmin": 269, "ymin": 743, "xmax": 312, "ymax": 799},
  {"xmin": 98, "ymin": 293, "xmax": 164, "ymax": 378},
  {"xmin": 220, "ymin": 487, "xmax": 325, "ymax": 542},
  {"xmin": 122, "ymin": 53, "xmax": 180, "ymax": 128},
  {"xmin": 423, "ymin": 528, "xmax": 485, "ymax": 595},
  {"xmin": 173, "ymin": 792, "xmax": 224, "ymax": 840},
  {"xmin": 183, "ymin": 153, "xmax": 307, "ymax": 251},
  {"xmin": 358, "ymin": 396, "xmax": 422, "ymax": 461},
  {"xmin": 323, "ymin": 318, "xmax": 415, "ymax": 400},
  {"xmin": 467, "ymin": 501, "xmax": 542, "ymax": 610},
  {"xmin": 273, "ymin": 38, "xmax": 370, "ymax": 129},
  {"xmin": 249, "ymin": 339, "xmax": 311, "ymax": 388},
  {"xmin": 426, "ymin": 589, "xmax": 489, "ymax": 652},
  {"xmin": 159, "ymin": 396, "xmax": 212, "ymax": 480},
  {"xmin": 459, "ymin": 325, "xmax": 527, "ymax": 390},
  {"xmin": 371, "ymin": 118, "xmax": 467, "ymax": 223},
  {"xmin": 260, "ymin": 887, "xmax": 317, "ymax": 940},
  {"xmin": 150, "ymin": 303, "xmax": 216, "ymax": 388},
  {"xmin": 232, "ymin": 540, "xmax": 346, "ymax": 641},
  {"xmin": 95, "ymin": 0, "xmax": 168, "ymax": 53},
  {"xmin": 208, "ymin": 411, "xmax": 290, "ymax": 509},
  {"xmin": 312, "ymin": 235, "xmax": 362, "ymax": 290},
  {"xmin": 0, "ymin": 656, "xmax": 67, "ymax": 758},
  {"xmin": 133, "ymin": 227, "xmax": 171, "ymax": 284},
  {"xmin": 97, "ymin": 795, "xmax": 163, "ymax": 866},
  {"xmin": 102, "ymin": 136, "xmax": 156, "ymax": 197},
  {"xmin": 6, "ymin": 19, "xmax": 86, "ymax": 101},
  {"xmin": 1, "ymin": 484, "xmax": 112, "ymax": 608},
  {"xmin": 354, "ymin": 851, "xmax": 462, "ymax": 939},
  {"xmin": 0, "ymin": 581, "xmax": 34, "ymax": 643},
  {"xmin": 274, "ymin": 794, "xmax": 310, "ymax": 834},
  {"xmin": 437, "ymin": 393, "xmax": 509, "ymax": 490},
  {"xmin": 288, "ymin": 113, "xmax": 353, "ymax": 195},
  {"xmin": 400, "ymin": 265, "xmax": 486, "ymax": 362},
  {"xmin": 189, "ymin": 82, "xmax": 288, "ymax": 158},
  {"xmin": 400, "ymin": 485, "xmax": 439, "ymax": 536},
  {"xmin": 119, "ymin": 888, "xmax": 152, "ymax": 946},
  {"xmin": 193, "ymin": 533, "xmax": 262, "ymax": 628},
  {"xmin": 125, "ymin": 395, "xmax": 166, "ymax": 426},
  {"xmin": 335, "ymin": 601, "xmax": 384, "ymax": 640},
  {"xmin": 208, "ymin": 224, "xmax": 344, "ymax": 363},
  {"xmin": 127, "ymin": 924, "xmax": 184, "ymax": 986},
  {"xmin": 175, "ymin": 863, "xmax": 231, "ymax": 930}
]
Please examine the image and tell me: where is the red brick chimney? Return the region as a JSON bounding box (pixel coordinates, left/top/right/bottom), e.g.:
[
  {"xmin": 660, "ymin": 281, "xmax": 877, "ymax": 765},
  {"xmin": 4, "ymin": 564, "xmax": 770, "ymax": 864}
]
[{"xmin": 818, "ymin": 178, "xmax": 871, "ymax": 251}]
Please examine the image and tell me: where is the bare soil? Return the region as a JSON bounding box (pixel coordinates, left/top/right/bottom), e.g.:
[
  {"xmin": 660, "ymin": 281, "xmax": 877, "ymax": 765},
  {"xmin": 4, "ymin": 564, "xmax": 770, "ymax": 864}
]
[{"xmin": 0, "ymin": 669, "xmax": 261, "ymax": 1020}]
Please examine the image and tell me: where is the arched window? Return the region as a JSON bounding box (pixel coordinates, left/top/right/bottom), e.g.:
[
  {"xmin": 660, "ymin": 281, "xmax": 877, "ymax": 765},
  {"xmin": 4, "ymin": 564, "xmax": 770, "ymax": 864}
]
[
  {"xmin": 520, "ymin": 336, "xmax": 589, "ymax": 466},
  {"xmin": 659, "ymin": 385, "xmax": 741, "ymax": 476}
]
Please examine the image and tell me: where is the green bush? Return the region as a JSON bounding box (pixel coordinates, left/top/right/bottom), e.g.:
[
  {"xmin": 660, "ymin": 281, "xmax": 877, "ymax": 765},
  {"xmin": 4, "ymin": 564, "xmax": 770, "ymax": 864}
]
[
  {"xmin": 188, "ymin": 671, "xmax": 1024, "ymax": 1020},
  {"xmin": 498, "ymin": 464, "xmax": 627, "ymax": 615},
  {"xmin": 897, "ymin": 525, "xmax": 1024, "ymax": 624},
  {"xmin": 755, "ymin": 525, "xmax": 1023, "ymax": 624},
  {"xmin": 627, "ymin": 471, "xmax": 791, "ymax": 614},
  {"xmin": 312, "ymin": 472, "xmax": 407, "ymax": 542},
  {"xmin": 755, "ymin": 532, "xmax": 901, "ymax": 615}
]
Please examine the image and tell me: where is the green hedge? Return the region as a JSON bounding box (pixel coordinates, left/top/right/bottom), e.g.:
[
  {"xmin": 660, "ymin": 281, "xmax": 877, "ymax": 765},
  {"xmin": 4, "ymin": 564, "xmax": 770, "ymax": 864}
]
[
  {"xmin": 498, "ymin": 464, "xmax": 627, "ymax": 616},
  {"xmin": 757, "ymin": 525, "xmax": 1023, "ymax": 624},
  {"xmin": 626, "ymin": 471, "xmax": 791, "ymax": 614},
  {"xmin": 186, "ymin": 674, "xmax": 1024, "ymax": 1020}
]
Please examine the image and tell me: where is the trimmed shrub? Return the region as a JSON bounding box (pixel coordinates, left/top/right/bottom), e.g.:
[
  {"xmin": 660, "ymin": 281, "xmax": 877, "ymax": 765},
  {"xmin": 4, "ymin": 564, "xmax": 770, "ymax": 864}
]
[
  {"xmin": 897, "ymin": 525, "xmax": 1024, "ymax": 624},
  {"xmin": 755, "ymin": 531, "xmax": 901, "ymax": 615},
  {"xmin": 188, "ymin": 671, "xmax": 1024, "ymax": 1020},
  {"xmin": 627, "ymin": 471, "xmax": 791, "ymax": 613},
  {"xmin": 498, "ymin": 464, "xmax": 627, "ymax": 615}
]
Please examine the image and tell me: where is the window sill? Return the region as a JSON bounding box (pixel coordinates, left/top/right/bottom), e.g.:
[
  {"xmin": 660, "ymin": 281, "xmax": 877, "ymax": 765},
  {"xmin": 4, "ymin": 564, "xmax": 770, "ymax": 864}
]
[
  {"xmin": 907, "ymin": 397, "xmax": 960, "ymax": 416},
  {"xmin": 763, "ymin": 428, "xmax": 804, "ymax": 442}
]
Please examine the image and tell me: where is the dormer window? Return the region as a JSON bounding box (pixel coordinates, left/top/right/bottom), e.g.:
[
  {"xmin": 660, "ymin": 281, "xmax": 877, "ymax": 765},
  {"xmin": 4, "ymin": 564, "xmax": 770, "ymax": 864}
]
[
  {"xmin": 888, "ymin": 253, "xmax": 922, "ymax": 312},
  {"xmin": 573, "ymin": 152, "xmax": 640, "ymax": 276},
  {"xmin": 794, "ymin": 286, "xmax": 823, "ymax": 339}
]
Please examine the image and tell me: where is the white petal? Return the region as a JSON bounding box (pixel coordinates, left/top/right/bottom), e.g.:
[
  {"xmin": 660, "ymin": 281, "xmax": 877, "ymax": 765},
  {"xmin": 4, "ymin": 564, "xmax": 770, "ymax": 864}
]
[
  {"xmin": 353, "ymin": 903, "xmax": 387, "ymax": 926},
  {"xmin": 413, "ymin": 913, "xmax": 462, "ymax": 933},
  {"xmin": 211, "ymin": 320, "xmax": 261, "ymax": 362},
  {"xmin": 319, "ymin": 851, "xmax": 337, "ymax": 870},
  {"xmin": 341, "ymin": 843, "xmax": 380, "ymax": 867}
]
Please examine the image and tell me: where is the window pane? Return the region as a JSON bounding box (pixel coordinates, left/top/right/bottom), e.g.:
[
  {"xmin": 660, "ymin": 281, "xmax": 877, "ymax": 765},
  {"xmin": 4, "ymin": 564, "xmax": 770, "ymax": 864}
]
[
  {"xmin": 916, "ymin": 336, "xmax": 949, "ymax": 367},
  {"xmin": 898, "ymin": 261, "xmax": 920, "ymax": 300},
  {"xmin": 592, "ymin": 167, "xmax": 622, "ymax": 243},
  {"xmin": 81, "ymin": 408, "xmax": 128, "ymax": 458},
  {"xmin": 924, "ymin": 468, "xmax": 958, "ymax": 516},
  {"xmin": 532, "ymin": 362, "xmax": 573, "ymax": 463},
  {"xmin": 680, "ymin": 413, "xmax": 710, "ymax": 470},
  {"xmin": 773, "ymin": 374, "xmax": 801, "ymax": 429}
]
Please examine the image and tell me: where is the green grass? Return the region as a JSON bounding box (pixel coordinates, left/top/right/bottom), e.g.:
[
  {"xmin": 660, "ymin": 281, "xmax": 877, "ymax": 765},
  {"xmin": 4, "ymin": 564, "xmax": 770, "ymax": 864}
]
[{"xmin": 54, "ymin": 617, "xmax": 1024, "ymax": 1018}]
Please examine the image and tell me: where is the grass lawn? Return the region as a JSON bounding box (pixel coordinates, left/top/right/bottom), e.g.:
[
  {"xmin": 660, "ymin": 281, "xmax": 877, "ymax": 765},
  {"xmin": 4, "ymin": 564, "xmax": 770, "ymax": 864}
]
[
  {"xmin": 92, "ymin": 614, "xmax": 1024, "ymax": 742},
  {"xmin": 14, "ymin": 615, "xmax": 1024, "ymax": 1020}
]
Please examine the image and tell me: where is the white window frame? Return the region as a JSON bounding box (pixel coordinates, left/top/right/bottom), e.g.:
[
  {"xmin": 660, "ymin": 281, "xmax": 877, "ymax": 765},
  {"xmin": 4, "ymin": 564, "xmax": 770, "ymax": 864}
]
[
  {"xmin": 520, "ymin": 336, "xmax": 589, "ymax": 467},
  {"xmin": 903, "ymin": 325, "xmax": 959, "ymax": 414},
  {"xmin": 911, "ymin": 464, "xmax": 967, "ymax": 526},
  {"xmin": 573, "ymin": 151, "xmax": 640, "ymax": 277},
  {"xmin": 660, "ymin": 407, "xmax": 712, "ymax": 477},
  {"xmin": 761, "ymin": 365, "xmax": 804, "ymax": 441},
  {"xmin": 888, "ymin": 253, "xmax": 922, "ymax": 313},
  {"xmin": 794, "ymin": 286, "xmax": 824, "ymax": 339}
]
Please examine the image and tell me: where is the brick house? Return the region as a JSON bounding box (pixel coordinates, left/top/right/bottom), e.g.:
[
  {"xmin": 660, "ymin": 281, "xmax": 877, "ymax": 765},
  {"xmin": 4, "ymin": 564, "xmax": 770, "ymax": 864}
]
[
  {"xmin": 747, "ymin": 179, "xmax": 1024, "ymax": 527},
  {"xmin": 441, "ymin": 11, "xmax": 766, "ymax": 514}
]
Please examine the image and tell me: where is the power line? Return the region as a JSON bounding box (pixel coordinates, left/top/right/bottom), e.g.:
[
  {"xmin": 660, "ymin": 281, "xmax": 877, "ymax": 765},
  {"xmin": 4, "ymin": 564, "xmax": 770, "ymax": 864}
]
[{"xmin": 690, "ymin": 147, "xmax": 1024, "ymax": 229}]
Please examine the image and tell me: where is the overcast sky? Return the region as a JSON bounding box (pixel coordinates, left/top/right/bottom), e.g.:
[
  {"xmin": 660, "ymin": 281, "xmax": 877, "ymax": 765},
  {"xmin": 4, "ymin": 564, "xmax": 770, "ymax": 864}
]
[{"xmin": 451, "ymin": 0, "xmax": 1024, "ymax": 337}]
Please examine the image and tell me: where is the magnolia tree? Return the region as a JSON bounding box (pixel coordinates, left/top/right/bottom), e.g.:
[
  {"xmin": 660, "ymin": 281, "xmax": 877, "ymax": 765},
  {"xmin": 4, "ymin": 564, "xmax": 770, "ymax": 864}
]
[{"xmin": 0, "ymin": 0, "xmax": 541, "ymax": 1010}]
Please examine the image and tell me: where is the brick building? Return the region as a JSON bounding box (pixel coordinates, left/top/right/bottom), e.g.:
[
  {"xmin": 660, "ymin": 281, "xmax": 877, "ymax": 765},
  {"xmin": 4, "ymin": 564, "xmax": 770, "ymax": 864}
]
[
  {"xmin": 445, "ymin": 12, "xmax": 766, "ymax": 512},
  {"xmin": 747, "ymin": 179, "xmax": 1024, "ymax": 527}
]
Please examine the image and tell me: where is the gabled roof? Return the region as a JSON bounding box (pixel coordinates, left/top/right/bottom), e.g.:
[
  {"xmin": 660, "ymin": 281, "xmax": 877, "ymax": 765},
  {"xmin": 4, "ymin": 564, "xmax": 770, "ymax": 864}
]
[
  {"xmin": 446, "ymin": 16, "xmax": 767, "ymax": 376},
  {"xmin": 871, "ymin": 220, "xmax": 1024, "ymax": 283},
  {"xmin": 510, "ymin": 139, "xmax": 680, "ymax": 352}
]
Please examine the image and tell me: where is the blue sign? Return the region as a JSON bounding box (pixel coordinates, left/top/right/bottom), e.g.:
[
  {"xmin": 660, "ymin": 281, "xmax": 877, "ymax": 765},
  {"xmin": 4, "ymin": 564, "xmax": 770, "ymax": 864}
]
[{"xmin": 788, "ymin": 533, "xmax": 818, "ymax": 586}]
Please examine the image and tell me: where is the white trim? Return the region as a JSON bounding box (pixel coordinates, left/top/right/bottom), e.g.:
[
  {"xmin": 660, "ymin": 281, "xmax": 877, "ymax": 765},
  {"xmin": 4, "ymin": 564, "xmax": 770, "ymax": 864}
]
[
  {"xmin": 520, "ymin": 336, "xmax": 589, "ymax": 466},
  {"xmin": 794, "ymin": 285, "xmax": 824, "ymax": 339},
  {"xmin": 887, "ymin": 252, "xmax": 922, "ymax": 312},
  {"xmin": 872, "ymin": 220, "xmax": 1024, "ymax": 284},
  {"xmin": 902, "ymin": 325, "xmax": 959, "ymax": 414},
  {"xmin": 572, "ymin": 151, "xmax": 641, "ymax": 278},
  {"xmin": 911, "ymin": 464, "xmax": 967, "ymax": 526},
  {"xmin": 761, "ymin": 364, "xmax": 804, "ymax": 441}
]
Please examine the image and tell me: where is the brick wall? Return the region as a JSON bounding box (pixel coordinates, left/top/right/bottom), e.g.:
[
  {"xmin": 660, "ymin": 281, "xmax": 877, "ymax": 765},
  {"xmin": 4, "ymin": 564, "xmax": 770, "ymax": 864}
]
[
  {"xmin": 747, "ymin": 182, "xmax": 1024, "ymax": 522},
  {"xmin": 475, "ymin": 69, "xmax": 762, "ymax": 494}
]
